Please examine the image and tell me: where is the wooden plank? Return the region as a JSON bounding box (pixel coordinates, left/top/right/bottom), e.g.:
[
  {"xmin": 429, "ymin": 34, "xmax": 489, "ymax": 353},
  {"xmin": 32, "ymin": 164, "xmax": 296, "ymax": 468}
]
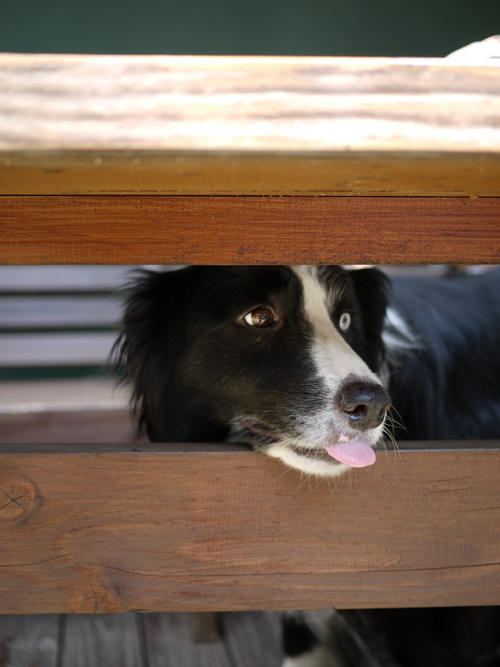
[
  {"xmin": 2, "ymin": 152, "xmax": 500, "ymax": 197},
  {"xmin": 143, "ymin": 613, "xmax": 233, "ymax": 667},
  {"xmin": 0, "ymin": 410, "xmax": 134, "ymax": 444},
  {"xmin": 0, "ymin": 55, "xmax": 499, "ymax": 196},
  {"xmin": 1, "ymin": 196, "xmax": 499, "ymax": 265},
  {"xmin": 2, "ymin": 54, "xmax": 499, "ymax": 153},
  {"xmin": 61, "ymin": 613, "xmax": 144, "ymax": 667},
  {"xmin": 4, "ymin": 54, "xmax": 499, "ymax": 153},
  {"xmin": 222, "ymin": 611, "xmax": 282, "ymax": 667},
  {"xmin": 0, "ymin": 296, "xmax": 121, "ymax": 328},
  {"xmin": 0, "ymin": 379, "xmax": 130, "ymax": 415},
  {"xmin": 0, "ymin": 443, "xmax": 499, "ymax": 614},
  {"xmin": 0, "ymin": 266, "xmax": 144, "ymax": 292},
  {"xmin": 0, "ymin": 332, "xmax": 117, "ymax": 365},
  {"xmin": 0, "ymin": 615, "xmax": 60, "ymax": 667}
]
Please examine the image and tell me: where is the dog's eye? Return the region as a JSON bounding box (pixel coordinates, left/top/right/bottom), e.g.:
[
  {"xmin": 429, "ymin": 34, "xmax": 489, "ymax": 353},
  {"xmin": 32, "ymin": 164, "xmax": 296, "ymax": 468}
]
[
  {"xmin": 244, "ymin": 308, "xmax": 275, "ymax": 328},
  {"xmin": 339, "ymin": 312, "xmax": 351, "ymax": 331}
]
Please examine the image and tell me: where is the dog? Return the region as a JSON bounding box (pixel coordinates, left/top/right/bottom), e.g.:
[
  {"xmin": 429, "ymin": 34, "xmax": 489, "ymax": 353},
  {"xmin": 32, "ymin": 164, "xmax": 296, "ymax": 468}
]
[{"xmin": 114, "ymin": 265, "xmax": 500, "ymax": 667}]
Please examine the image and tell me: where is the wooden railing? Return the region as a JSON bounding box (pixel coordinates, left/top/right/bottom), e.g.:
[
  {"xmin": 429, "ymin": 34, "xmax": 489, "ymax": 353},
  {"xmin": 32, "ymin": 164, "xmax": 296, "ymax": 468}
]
[{"xmin": 0, "ymin": 53, "xmax": 499, "ymax": 614}]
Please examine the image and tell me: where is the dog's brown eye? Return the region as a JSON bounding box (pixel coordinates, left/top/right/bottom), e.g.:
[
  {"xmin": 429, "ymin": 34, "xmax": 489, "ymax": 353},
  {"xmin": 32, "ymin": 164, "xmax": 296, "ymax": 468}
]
[{"xmin": 244, "ymin": 307, "xmax": 275, "ymax": 327}]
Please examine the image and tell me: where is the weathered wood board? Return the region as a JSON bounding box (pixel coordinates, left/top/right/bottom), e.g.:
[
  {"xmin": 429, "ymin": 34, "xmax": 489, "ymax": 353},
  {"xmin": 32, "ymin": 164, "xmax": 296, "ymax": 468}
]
[
  {"xmin": 1, "ymin": 54, "xmax": 499, "ymax": 196},
  {"xmin": 1, "ymin": 443, "xmax": 499, "ymax": 614}
]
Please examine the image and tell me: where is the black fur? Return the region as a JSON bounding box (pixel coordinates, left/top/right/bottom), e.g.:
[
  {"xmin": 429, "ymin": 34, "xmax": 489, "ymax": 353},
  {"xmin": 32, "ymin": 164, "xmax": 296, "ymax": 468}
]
[
  {"xmin": 114, "ymin": 265, "xmax": 500, "ymax": 667},
  {"xmin": 114, "ymin": 265, "xmax": 389, "ymax": 446},
  {"xmin": 388, "ymin": 270, "xmax": 500, "ymax": 440}
]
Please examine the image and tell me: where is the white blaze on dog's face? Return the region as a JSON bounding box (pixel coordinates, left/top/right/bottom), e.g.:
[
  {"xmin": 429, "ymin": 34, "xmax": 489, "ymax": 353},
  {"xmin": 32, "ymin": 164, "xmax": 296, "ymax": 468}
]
[{"xmin": 252, "ymin": 266, "xmax": 390, "ymax": 477}]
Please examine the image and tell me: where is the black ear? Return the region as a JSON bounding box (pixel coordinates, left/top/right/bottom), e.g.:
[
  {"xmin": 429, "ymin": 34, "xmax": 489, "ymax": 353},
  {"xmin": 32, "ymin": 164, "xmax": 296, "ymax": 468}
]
[
  {"xmin": 349, "ymin": 268, "xmax": 391, "ymax": 372},
  {"xmin": 112, "ymin": 268, "xmax": 196, "ymax": 441}
]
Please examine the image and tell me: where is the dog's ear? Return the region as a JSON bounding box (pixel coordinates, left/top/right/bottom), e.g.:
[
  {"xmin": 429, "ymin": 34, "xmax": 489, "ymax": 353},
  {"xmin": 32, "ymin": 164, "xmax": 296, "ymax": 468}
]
[
  {"xmin": 112, "ymin": 268, "xmax": 197, "ymax": 441},
  {"xmin": 348, "ymin": 268, "xmax": 390, "ymax": 372}
]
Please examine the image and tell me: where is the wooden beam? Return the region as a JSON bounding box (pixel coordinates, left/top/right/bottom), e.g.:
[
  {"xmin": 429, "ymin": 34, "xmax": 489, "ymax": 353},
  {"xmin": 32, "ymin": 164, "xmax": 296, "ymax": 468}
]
[
  {"xmin": 2, "ymin": 152, "xmax": 500, "ymax": 198},
  {"xmin": 1, "ymin": 196, "xmax": 499, "ymax": 265},
  {"xmin": 1, "ymin": 54, "xmax": 499, "ymax": 196},
  {"xmin": 1, "ymin": 442, "xmax": 499, "ymax": 614}
]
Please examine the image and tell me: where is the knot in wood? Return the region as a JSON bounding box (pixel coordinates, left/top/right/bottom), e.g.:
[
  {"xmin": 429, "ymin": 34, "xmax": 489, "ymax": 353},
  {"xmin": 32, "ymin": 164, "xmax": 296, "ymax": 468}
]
[{"xmin": 0, "ymin": 476, "xmax": 37, "ymax": 521}]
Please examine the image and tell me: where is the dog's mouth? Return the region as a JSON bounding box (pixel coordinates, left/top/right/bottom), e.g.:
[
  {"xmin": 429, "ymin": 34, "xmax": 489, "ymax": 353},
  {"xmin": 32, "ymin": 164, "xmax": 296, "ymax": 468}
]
[
  {"xmin": 242, "ymin": 419, "xmax": 281, "ymax": 440},
  {"xmin": 290, "ymin": 441, "xmax": 376, "ymax": 467},
  {"xmin": 242, "ymin": 419, "xmax": 376, "ymax": 468}
]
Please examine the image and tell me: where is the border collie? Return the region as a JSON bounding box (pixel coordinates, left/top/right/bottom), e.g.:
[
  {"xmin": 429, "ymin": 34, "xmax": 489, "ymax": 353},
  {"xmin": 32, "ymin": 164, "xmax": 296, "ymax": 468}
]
[{"xmin": 114, "ymin": 265, "xmax": 500, "ymax": 667}]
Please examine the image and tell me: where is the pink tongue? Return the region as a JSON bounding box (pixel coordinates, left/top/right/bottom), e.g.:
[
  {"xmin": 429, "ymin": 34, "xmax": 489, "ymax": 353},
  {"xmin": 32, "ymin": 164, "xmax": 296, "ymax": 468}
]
[{"xmin": 324, "ymin": 441, "xmax": 376, "ymax": 468}]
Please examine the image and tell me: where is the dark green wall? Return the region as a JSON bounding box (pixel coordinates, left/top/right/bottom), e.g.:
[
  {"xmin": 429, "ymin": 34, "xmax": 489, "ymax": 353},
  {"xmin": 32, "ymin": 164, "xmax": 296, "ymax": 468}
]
[{"xmin": 1, "ymin": 0, "xmax": 499, "ymax": 57}]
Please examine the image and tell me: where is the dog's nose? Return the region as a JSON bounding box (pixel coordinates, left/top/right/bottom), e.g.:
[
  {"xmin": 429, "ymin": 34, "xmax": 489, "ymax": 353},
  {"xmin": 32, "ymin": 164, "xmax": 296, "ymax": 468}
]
[{"xmin": 335, "ymin": 380, "xmax": 392, "ymax": 430}]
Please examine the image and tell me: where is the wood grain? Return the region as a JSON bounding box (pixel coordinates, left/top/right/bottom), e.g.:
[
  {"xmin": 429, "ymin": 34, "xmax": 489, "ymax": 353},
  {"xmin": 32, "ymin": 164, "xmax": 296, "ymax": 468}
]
[
  {"xmin": 1, "ymin": 196, "xmax": 499, "ymax": 265},
  {"xmin": 0, "ymin": 444, "xmax": 499, "ymax": 614},
  {"xmin": 2, "ymin": 152, "xmax": 500, "ymax": 197},
  {"xmin": 1, "ymin": 54, "xmax": 499, "ymax": 196},
  {"xmin": 1, "ymin": 55, "xmax": 499, "ymax": 153}
]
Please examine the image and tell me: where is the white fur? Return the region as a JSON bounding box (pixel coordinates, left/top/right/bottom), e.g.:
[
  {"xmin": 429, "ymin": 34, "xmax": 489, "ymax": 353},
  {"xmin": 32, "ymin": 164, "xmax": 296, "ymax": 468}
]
[
  {"xmin": 264, "ymin": 267, "xmax": 386, "ymax": 477},
  {"xmin": 282, "ymin": 610, "xmax": 343, "ymax": 667},
  {"xmin": 383, "ymin": 307, "xmax": 422, "ymax": 352},
  {"xmin": 282, "ymin": 644, "xmax": 341, "ymax": 667}
]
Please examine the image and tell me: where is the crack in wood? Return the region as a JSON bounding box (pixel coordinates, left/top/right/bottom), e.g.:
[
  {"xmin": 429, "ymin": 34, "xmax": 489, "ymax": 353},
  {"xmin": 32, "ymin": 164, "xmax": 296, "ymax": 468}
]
[
  {"xmin": 0, "ymin": 488, "xmax": 25, "ymax": 510},
  {"xmin": 0, "ymin": 554, "xmax": 72, "ymax": 568}
]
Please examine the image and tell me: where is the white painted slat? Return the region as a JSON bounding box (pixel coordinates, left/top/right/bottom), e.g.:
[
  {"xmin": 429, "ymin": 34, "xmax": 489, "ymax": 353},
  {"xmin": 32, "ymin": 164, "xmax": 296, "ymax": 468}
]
[
  {"xmin": 0, "ymin": 296, "xmax": 122, "ymax": 328},
  {"xmin": 0, "ymin": 378, "xmax": 130, "ymax": 414},
  {"xmin": 0, "ymin": 332, "xmax": 118, "ymax": 366},
  {"xmin": 0, "ymin": 265, "xmax": 166, "ymax": 292}
]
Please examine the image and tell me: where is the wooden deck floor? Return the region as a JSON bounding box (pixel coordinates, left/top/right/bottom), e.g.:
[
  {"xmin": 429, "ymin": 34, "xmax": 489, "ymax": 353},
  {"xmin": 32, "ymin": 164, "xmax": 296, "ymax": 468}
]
[{"xmin": 0, "ymin": 611, "xmax": 283, "ymax": 667}]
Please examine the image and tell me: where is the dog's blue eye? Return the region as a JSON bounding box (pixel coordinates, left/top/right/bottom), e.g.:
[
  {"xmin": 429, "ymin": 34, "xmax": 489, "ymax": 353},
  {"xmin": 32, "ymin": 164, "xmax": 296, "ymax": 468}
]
[
  {"xmin": 244, "ymin": 308, "xmax": 275, "ymax": 327},
  {"xmin": 339, "ymin": 313, "xmax": 351, "ymax": 331}
]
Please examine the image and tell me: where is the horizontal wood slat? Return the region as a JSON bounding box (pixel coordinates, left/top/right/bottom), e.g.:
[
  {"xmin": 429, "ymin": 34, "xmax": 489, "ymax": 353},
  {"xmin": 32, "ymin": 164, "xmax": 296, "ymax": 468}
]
[
  {"xmin": 0, "ymin": 332, "xmax": 117, "ymax": 366},
  {"xmin": 0, "ymin": 379, "xmax": 130, "ymax": 415},
  {"xmin": 0, "ymin": 443, "xmax": 499, "ymax": 614},
  {"xmin": 2, "ymin": 55, "xmax": 498, "ymax": 153},
  {"xmin": 1, "ymin": 54, "xmax": 499, "ymax": 196},
  {"xmin": 0, "ymin": 296, "xmax": 121, "ymax": 328},
  {"xmin": 1, "ymin": 196, "xmax": 499, "ymax": 265},
  {"xmin": 2, "ymin": 153, "xmax": 500, "ymax": 198},
  {"xmin": 0, "ymin": 411, "xmax": 134, "ymax": 444},
  {"xmin": 0, "ymin": 266, "xmax": 140, "ymax": 292}
]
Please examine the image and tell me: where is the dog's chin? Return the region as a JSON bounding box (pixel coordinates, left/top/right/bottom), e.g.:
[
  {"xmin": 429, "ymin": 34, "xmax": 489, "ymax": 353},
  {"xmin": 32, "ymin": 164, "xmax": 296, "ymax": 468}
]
[
  {"xmin": 264, "ymin": 441, "xmax": 352, "ymax": 477},
  {"xmin": 233, "ymin": 418, "xmax": 382, "ymax": 477}
]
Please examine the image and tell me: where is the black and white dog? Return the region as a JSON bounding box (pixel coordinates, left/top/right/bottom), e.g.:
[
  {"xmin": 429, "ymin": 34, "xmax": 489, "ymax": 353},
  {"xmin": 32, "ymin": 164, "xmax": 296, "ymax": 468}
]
[{"xmin": 114, "ymin": 265, "xmax": 500, "ymax": 667}]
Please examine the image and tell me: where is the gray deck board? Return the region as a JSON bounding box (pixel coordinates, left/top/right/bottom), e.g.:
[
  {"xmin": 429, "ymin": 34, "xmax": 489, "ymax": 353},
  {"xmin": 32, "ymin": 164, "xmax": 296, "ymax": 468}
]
[
  {"xmin": 144, "ymin": 613, "xmax": 233, "ymax": 667},
  {"xmin": 0, "ymin": 612, "xmax": 283, "ymax": 667},
  {"xmin": 222, "ymin": 612, "xmax": 282, "ymax": 667},
  {"xmin": 0, "ymin": 615, "xmax": 60, "ymax": 667},
  {"xmin": 60, "ymin": 613, "xmax": 145, "ymax": 667}
]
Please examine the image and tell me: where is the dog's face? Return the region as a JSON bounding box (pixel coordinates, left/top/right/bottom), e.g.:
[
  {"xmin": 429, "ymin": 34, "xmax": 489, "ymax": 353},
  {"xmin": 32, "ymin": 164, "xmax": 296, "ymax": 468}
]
[{"xmin": 117, "ymin": 266, "xmax": 391, "ymax": 477}]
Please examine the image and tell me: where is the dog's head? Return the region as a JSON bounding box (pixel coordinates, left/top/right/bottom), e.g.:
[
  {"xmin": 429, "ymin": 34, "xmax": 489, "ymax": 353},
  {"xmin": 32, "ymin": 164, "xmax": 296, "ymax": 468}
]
[{"xmin": 115, "ymin": 265, "xmax": 391, "ymax": 476}]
